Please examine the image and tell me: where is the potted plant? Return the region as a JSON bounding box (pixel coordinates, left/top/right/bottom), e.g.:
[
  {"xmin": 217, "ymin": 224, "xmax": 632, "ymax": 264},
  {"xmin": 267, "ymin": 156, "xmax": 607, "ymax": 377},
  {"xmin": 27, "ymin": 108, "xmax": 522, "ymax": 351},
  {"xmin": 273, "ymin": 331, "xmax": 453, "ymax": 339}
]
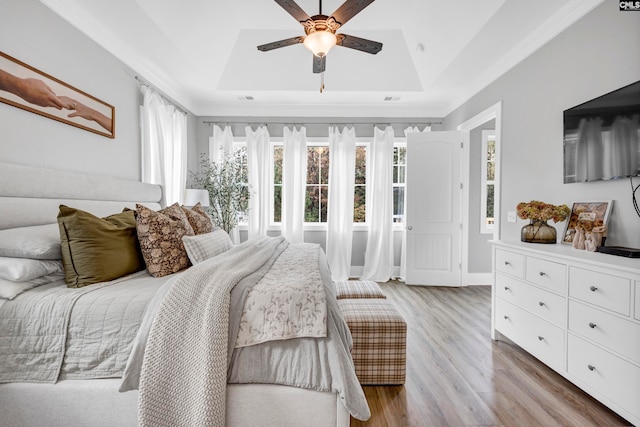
[
  {"xmin": 190, "ymin": 151, "xmax": 249, "ymax": 234},
  {"xmin": 516, "ymin": 200, "xmax": 570, "ymax": 243}
]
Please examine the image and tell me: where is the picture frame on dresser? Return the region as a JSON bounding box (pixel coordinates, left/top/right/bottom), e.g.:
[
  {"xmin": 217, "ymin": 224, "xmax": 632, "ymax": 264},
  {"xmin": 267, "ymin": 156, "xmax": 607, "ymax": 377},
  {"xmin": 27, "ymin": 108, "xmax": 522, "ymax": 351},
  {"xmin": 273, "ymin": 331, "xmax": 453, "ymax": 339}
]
[
  {"xmin": 0, "ymin": 51, "xmax": 115, "ymax": 138},
  {"xmin": 562, "ymin": 201, "xmax": 612, "ymax": 244}
]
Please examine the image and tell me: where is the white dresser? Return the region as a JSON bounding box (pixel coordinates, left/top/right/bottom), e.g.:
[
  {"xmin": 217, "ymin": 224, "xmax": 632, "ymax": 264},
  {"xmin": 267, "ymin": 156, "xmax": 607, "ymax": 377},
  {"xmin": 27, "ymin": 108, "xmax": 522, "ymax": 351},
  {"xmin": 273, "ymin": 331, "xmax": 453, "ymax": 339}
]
[{"xmin": 492, "ymin": 241, "xmax": 640, "ymax": 426}]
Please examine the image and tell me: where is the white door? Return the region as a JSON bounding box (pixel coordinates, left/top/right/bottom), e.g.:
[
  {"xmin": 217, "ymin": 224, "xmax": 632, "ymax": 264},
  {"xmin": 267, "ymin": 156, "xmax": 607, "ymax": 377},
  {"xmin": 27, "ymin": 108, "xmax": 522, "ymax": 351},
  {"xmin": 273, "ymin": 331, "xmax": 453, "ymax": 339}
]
[{"xmin": 405, "ymin": 131, "xmax": 466, "ymax": 286}]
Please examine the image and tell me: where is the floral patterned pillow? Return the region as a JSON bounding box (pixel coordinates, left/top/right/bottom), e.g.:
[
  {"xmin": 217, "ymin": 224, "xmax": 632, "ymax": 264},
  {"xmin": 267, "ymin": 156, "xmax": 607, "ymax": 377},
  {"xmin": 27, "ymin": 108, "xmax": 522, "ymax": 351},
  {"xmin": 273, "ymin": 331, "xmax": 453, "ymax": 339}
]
[
  {"xmin": 135, "ymin": 203, "xmax": 194, "ymax": 277},
  {"xmin": 182, "ymin": 203, "xmax": 214, "ymax": 235}
]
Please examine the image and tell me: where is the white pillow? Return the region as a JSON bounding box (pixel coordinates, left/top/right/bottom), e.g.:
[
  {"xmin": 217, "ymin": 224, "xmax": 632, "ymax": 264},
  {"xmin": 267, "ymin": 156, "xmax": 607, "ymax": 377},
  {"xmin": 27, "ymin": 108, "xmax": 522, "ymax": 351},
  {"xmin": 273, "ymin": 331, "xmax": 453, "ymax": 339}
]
[
  {"xmin": 182, "ymin": 229, "xmax": 233, "ymax": 264},
  {"xmin": 0, "ymin": 223, "xmax": 62, "ymax": 260},
  {"xmin": 0, "ymin": 273, "xmax": 65, "ymax": 300},
  {"xmin": 0, "ymin": 256, "xmax": 64, "ymax": 282}
]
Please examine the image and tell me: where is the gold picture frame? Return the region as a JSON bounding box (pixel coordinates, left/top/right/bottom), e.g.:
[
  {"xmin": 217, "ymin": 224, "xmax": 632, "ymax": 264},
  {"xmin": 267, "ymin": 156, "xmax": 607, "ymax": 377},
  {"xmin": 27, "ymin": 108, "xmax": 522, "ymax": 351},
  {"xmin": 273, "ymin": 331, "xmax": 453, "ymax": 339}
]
[
  {"xmin": 562, "ymin": 201, "xmax": 613, "ymax": 244},
  {"xmin": 0, "ymin": 51, "xmax": 114, "ymax": 138}
]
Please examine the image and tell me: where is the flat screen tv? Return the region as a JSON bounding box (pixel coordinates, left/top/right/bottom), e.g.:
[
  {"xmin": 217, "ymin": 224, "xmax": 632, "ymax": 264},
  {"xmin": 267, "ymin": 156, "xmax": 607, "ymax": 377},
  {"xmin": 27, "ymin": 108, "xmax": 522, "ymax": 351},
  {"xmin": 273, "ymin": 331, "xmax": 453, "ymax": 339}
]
[{"xmin": 563, "ymin": 80, "xmax": 640, "ymax": 183}]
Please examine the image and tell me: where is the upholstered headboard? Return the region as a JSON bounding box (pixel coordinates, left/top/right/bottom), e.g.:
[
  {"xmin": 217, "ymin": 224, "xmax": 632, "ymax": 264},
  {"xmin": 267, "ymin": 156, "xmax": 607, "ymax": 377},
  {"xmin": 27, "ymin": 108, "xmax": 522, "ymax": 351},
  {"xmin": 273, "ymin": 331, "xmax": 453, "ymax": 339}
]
[{"xmin": 0, "ymin": 162, "xmax": 163, "ymax": 230}]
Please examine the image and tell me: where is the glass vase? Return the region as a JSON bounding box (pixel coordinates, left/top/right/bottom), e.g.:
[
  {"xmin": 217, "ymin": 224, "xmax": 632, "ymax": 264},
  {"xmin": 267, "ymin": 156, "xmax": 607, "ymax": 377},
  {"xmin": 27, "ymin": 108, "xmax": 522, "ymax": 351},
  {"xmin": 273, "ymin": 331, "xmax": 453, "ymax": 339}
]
[{"xmin": 521, "ymin": 220, "xmax": 556, "ymax": 244}]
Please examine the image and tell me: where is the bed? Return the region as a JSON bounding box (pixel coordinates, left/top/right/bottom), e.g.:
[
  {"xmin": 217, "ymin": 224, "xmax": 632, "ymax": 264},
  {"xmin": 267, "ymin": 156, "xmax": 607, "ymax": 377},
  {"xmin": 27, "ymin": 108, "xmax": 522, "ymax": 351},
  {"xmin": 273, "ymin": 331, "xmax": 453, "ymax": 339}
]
[{"xmin": 0, "ymin": 162, "xmax": 369, "ymax": 427}]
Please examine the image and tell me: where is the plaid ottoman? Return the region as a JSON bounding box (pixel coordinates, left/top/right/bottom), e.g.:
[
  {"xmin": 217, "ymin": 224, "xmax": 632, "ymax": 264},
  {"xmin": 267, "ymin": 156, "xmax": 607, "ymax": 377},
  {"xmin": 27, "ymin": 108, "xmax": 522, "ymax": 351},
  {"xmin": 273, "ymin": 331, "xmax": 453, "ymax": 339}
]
[
  {"xmin": 334, "ymin": 280, "xmax": 386, "ymax": 299},
  {"xmin": 338, "ymin": 298, "xmax": 406, "ymax": 385}
]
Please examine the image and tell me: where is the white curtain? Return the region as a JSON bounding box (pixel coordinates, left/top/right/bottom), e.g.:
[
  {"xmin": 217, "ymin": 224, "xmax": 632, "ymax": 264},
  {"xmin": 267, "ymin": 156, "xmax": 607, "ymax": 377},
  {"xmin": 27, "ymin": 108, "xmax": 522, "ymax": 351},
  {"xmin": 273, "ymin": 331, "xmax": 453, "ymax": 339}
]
[
  {"xmin": 604, "ymin": 116, "xmax": 639, "ymax": 180},
  {"xmin": 361, "ymin": 126, "xmax": 394, "ymax": 282},
  {"xmin": 246, "ymin": 125, "xmax": 271, "ymax": 239},
  {"xmin": 140, "ymin": 86, "xmax": 187, "ymax": 206},
  {"xmin": 282, "ymin": 126, "xmax": 307, "ymax": 243},
  {"xmin": 326, "ymin": 126, "xmax": 356, "ymax": 281},
  {"xmin": 575, "ymin": 118, "xmax": 604, "ymax": 182},
  {"xmin": 209, "ymin": 125, "xmax": 234, "ymax": 164},
  {"xmin": 399, "ymin": 125, "xmax": 431, "ymax": 281}
]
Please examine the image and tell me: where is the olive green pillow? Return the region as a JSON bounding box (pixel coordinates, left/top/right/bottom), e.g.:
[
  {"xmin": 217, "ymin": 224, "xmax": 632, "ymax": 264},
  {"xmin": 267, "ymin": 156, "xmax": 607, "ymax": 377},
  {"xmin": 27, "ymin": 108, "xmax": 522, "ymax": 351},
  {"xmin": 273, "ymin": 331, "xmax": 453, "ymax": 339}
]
[{"xmin": 57, "ymin": 205, "xmax": 145, "ymax": 288}]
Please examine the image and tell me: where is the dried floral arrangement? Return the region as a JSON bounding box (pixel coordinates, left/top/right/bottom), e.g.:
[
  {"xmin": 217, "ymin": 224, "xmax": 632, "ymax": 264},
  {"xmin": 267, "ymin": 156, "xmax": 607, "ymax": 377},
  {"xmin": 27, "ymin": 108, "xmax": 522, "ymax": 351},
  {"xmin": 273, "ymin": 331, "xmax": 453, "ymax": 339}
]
[{"xmin": 516, "ymin": 200, "xmax": 571, "ymax": 223}]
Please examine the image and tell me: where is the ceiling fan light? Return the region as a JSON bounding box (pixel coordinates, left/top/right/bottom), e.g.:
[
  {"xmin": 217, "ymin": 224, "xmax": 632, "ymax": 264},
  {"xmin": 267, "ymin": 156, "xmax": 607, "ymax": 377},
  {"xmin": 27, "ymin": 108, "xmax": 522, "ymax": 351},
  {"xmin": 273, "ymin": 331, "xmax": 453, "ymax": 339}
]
[{"xmin": 303, "ymin": 31, "xmax": 337, "ymax": 57}]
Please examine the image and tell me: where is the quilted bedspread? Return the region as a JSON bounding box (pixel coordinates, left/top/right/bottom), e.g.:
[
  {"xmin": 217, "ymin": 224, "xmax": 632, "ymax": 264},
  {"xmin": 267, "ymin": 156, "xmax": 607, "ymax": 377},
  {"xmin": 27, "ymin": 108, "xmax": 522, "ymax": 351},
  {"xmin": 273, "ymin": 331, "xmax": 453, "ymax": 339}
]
[{"xmin": 0, "ymin": 270, "xmax": 159, "ymax": 383}]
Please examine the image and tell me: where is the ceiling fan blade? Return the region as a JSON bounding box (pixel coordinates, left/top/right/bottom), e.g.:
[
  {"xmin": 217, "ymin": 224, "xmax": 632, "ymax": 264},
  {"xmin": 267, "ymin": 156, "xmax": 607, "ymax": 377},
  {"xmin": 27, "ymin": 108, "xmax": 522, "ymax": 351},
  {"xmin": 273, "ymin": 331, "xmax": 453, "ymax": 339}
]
[
  {"xmin": 330, "ymin": 0, "xmax": 375, "ymax": 26},
  {"xmin": 313, "ymin": 55, "xmax": 326, "ymax": 73},
  {"xmin": 274, "ymin": 0, "xmax": 311, "ymax": 24},
  {"xmin": 258, "ymin": 36, "xmax": 305, "ymax": 52},
  {"xmin": 336, "ymin": 34, "xmax": 382, "ymax": 54}
]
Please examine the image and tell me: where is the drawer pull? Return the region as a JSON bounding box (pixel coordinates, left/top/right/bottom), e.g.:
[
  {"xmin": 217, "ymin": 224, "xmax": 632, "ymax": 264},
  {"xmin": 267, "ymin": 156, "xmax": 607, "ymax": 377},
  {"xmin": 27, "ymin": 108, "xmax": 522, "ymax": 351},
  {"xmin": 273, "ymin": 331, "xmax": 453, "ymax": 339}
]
[
  {"xmin": 538, "ymin": 301, "xmax": 545, "ymax": 307},
  {"xmin": 504, "ymin": 261, "xmax": 511, "ymax": 266},
  {"xmin": 504, "ymin": 286, "xmax": 510, "ymax": 291},
  {"xmin": 589, "ymin": 286, "xmax": 598, "ymax": 292},
  {"xmin": 503, "ymin": 315, "xmax": 509, "ymax": 320},
  {"xmin": 539, "ymin": 271, "xmax": 546, "ymax": 276},
  {"xmin": 588, "ymin": 322, "xmax": 597, "ymax": 329},
  {"xmin": 588, "ymin": 364, "xmax": 596, "ymax": 371},
  {"xmin": 538, "ymin": 336, "xmax": 544, "ymax": 341}
]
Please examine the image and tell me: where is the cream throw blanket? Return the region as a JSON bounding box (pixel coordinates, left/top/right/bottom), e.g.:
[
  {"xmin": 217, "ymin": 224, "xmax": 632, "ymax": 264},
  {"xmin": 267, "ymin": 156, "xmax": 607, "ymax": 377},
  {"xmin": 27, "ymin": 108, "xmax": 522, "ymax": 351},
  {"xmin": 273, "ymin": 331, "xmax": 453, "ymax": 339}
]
[
  {"xmin": 235, "ymin": 242, "xmax": 327, "ymax": 348},
  {"xmin": 138, "ymin": 236, "xmax": 286, "ymax": 427}
]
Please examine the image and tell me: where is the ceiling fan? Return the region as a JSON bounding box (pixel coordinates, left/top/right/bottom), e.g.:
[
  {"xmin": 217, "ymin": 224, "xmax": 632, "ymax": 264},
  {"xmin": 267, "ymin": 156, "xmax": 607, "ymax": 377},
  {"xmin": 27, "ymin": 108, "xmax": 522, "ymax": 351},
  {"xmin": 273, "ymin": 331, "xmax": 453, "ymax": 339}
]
[{"xmin": 257, "ymin": 0, "xmax": 383, "ymax": 91}]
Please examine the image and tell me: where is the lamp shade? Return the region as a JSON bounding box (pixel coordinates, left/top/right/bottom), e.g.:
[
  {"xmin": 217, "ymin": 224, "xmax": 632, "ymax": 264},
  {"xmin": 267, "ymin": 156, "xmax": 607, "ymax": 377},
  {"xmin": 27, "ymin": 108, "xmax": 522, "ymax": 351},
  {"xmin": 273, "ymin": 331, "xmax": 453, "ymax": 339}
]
[
  {"xmin": 303, "ymin": 31, "xmax": 337, "ymax": 57},
  {"xmin": 183, "ymin": 189, "xmax": 210, "ymax": 207}
]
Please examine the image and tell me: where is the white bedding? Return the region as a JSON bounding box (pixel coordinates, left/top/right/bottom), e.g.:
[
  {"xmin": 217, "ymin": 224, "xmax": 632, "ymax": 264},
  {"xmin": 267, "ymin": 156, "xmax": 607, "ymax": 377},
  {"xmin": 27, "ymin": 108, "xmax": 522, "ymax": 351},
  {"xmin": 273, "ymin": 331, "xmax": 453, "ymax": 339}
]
[
  {"xmin": 0, "ymin": 161, "xmax": 368, "ymax": 426},
  {"xmin": 0, "ymin": 238, "xmax": 370, "ymax": 422},
  {"xmin": 0, "ymin": 270, "xmax": 168, "ymax": 383}
]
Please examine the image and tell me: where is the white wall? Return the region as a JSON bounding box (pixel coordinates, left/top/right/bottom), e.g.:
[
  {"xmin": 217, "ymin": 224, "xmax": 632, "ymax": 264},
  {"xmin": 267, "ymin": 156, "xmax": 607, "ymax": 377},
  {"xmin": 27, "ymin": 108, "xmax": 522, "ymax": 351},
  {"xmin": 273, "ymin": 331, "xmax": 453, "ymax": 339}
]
[
  {"xmin": 444, "ymin": 2, "xmax": 640, "ymax": 248},
  {"xmin": 0, "ymin": 0, "xmax": 198, "ymax": 182}
]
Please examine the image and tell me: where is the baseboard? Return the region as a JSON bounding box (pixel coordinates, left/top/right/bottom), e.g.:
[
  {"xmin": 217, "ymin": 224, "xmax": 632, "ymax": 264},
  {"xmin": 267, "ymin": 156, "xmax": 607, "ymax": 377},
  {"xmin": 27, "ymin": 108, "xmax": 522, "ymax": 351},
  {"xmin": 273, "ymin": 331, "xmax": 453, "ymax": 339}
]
[
  {"xmin": 349, "ymin": 267, "xmax": 490, "ymax": 285},
  {"xmin": 462, "ymin": 272, "xmax": 492, "ymax": 286},
  {"xmin": 348, "ymin": 266, "xmax": 402, "ymax": 281}
]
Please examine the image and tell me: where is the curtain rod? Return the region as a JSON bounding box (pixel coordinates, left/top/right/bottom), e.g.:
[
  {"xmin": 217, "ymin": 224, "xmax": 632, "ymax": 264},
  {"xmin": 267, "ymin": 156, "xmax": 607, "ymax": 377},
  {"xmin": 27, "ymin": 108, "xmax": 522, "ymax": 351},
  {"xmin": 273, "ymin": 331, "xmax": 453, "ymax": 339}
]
[
  {"xmin": 135, "ymin": 76, "xmax": 188, "ymax": 116},
  {"xmin": 202, "ymin": 120, "xmax": 441, "ymax": 127}
]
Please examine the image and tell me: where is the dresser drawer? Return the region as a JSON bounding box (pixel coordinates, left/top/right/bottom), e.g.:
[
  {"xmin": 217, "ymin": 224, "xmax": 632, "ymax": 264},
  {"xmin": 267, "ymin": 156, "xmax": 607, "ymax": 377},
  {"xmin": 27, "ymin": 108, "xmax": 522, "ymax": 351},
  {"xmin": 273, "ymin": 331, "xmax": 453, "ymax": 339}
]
[
  {"xmin": 496, "ymin": 274, "xmax": 566, "ymax": 327},
  {"xmin": 569, "ymin": 300, "xmax": 640, "ymax": 364},
  {"xmin": 568, "ymin": 333, "xmax": 640, "ymax": 420},
  {"xmin": 495, "ymin": 249, "xmax": 524, "ymax": 279},
  {"xmin": 569, "ymin": 267, "xmax": 631, "ymax": 315},
  {"xmin": 525, "ymin": 256, "xmax": 566, "ymax": 294},
  {"xmin": 495, "ymin": 298, "xmax": 565, "ymax": 370}
]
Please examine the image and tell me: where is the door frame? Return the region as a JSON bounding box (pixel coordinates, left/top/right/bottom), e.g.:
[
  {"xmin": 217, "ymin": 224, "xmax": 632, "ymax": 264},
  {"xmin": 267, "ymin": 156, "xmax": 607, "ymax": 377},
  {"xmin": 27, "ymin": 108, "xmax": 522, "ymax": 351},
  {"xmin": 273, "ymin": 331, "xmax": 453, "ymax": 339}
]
[{"xmin": 456, "ymin": 101, "xmax": 503, "ymax": 285}]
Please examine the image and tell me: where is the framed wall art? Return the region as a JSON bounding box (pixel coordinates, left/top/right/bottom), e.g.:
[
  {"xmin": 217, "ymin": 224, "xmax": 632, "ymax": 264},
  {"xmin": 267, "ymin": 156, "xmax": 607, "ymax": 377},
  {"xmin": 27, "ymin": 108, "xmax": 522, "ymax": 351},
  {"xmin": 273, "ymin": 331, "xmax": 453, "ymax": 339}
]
[
  {"xmin": 0, "ymin": 51, "xmax": 114, "ymax": 138},
  {"xmin": 562, "ymin": 201, "xmax": 613, "ymax": 244}
]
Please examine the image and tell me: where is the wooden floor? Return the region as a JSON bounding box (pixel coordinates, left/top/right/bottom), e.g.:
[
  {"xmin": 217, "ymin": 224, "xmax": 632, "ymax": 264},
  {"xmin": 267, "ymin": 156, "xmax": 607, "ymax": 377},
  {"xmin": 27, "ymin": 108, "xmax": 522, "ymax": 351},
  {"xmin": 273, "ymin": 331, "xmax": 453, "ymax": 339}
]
[{"xmin": 350, "ymin": 283, "xmax": 632, "ymax": 427}]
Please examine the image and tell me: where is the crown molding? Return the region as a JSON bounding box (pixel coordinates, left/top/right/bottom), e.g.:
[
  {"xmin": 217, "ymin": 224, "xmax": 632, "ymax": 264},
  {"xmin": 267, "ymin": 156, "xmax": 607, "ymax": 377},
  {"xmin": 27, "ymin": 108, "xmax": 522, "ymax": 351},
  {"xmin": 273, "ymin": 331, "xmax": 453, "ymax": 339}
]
[
  {"xmin": 443, "ymin": 0, "xmax": 605, "ymax": 117},
  {"xmin": 38, "ymin": 0, "xmax": 196, "ymax": 114}
]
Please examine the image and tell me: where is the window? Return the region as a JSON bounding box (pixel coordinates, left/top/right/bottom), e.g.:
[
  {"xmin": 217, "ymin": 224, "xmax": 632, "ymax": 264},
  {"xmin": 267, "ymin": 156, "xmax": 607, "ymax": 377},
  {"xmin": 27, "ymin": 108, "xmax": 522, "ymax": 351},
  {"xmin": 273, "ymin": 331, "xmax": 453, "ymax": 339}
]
[
  {"xmin": 273, "ymin": 145, "xmax": 283, "ymax": 222},
  {"xmin": 392, "ymin": 144, "xmax": 406, "ymax": 223},
  {"xmin": 481, "ymin": 130, "xmax": 495, "ymax": 233},
  {"xmin": 353, "ymin": 146, "xmax": 367, "ymax": 223},
  {"xmin": 232, "ymin": 143, "xmax": 250, "ymax": 223},
  {"xmin": 271, "ymin": 143, "xmax": 367, "ymax": 224},
  {"xmin": 268, "ymin": 139, "xmax": 408, "ymax": 226},
  {"xmin": 305, "ymin": 145, "xmax": 330, "ymax": 223}
]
